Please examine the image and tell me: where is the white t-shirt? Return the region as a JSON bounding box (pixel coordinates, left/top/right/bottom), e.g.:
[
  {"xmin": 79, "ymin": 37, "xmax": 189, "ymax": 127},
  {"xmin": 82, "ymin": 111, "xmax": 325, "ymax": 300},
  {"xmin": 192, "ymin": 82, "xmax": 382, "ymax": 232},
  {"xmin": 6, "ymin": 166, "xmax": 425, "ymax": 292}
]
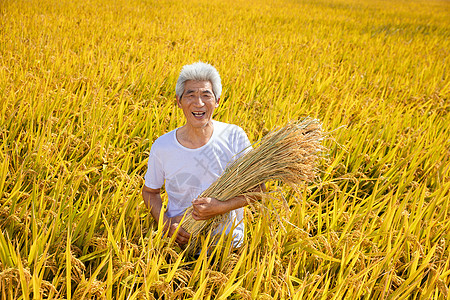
[{"xmin": 144, "ymin": 120, "xmax": 252, "ymax": 244}]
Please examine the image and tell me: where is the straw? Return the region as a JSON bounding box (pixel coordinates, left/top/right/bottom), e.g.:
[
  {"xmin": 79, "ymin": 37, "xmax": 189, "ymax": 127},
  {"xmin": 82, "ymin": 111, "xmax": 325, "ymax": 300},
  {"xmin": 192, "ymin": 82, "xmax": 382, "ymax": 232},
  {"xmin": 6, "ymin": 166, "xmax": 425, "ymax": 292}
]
[{"xmin": 182, "ymin": 117, "xmax": 323, "ymax": 253}]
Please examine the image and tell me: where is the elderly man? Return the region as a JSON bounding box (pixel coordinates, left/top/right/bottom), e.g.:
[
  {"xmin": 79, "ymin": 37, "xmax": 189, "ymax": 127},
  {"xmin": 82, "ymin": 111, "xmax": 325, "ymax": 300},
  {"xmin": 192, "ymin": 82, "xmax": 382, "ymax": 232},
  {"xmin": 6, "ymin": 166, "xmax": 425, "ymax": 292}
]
[{"xmin": 142, "ymin": 62, "xmax": 262, "ymax": 246}]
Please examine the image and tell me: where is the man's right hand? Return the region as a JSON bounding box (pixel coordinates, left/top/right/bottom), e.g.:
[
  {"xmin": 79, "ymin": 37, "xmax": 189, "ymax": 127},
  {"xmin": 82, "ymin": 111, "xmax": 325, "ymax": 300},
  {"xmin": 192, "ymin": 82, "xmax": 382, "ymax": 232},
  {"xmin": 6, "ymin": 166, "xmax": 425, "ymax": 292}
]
[
  {"xmin": 142, "ymin": 186, "xmax": 191, "ymax": 245},
  {"xmin": 164, "ymin": 215, "xmax": 191, "ymax": 245}
]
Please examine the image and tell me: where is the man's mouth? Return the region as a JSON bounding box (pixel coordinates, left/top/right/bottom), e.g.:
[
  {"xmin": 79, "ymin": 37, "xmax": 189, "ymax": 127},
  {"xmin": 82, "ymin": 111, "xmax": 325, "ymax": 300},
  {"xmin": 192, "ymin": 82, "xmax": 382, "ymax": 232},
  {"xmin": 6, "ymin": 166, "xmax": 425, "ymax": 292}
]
[{"xmin": 192, "ymin": 112, "xmax": 206, "ymax": 118}]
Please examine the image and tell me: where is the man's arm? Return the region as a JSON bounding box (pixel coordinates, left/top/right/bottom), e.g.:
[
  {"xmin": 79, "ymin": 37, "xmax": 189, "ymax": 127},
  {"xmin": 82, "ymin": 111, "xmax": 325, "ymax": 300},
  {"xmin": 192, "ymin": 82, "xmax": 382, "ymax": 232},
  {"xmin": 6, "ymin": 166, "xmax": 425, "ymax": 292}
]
[
  {"xmin": 142, "ymin": 185, "xmax": 191, "ymax": 244},
  {"xmin": 191, "ymin": 183, "xmax": 266, "ymax": 221}
]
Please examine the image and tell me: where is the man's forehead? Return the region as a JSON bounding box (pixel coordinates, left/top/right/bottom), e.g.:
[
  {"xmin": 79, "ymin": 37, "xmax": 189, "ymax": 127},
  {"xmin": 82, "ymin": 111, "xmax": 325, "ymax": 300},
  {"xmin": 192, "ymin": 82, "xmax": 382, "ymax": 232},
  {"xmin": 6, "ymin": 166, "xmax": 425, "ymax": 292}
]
[{"xmin": 184, "ymin": 80, "xmax": 213, "ymax": 92}]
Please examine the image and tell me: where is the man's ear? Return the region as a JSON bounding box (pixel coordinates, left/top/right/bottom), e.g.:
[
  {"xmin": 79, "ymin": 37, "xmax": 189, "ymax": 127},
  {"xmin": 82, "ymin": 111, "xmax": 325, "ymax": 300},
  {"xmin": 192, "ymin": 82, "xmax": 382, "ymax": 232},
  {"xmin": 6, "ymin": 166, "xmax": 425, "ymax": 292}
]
[
  {"xmin": 176, "ymin": 95, "xmax": 181, "ymax": 108},
  {"xmin": 215, "ymin": 97, "xmax": 220, "ymax": 108}
]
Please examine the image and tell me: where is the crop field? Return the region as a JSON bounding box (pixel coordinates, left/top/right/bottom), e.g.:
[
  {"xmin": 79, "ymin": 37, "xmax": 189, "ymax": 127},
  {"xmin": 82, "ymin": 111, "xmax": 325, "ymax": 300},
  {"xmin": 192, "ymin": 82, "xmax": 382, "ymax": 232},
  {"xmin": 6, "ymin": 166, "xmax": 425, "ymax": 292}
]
[{"xmin": 0, "ymin": 0, "xmax": 449, "ymax": 298}]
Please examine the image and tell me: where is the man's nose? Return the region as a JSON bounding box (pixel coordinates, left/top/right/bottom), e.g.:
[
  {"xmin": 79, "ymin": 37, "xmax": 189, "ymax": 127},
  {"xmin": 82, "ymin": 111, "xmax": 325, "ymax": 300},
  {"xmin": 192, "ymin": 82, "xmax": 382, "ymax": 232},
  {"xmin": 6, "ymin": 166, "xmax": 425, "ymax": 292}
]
[{"xmin": 193, "ymin": 94, "xmax": 205, "ymax": 106}]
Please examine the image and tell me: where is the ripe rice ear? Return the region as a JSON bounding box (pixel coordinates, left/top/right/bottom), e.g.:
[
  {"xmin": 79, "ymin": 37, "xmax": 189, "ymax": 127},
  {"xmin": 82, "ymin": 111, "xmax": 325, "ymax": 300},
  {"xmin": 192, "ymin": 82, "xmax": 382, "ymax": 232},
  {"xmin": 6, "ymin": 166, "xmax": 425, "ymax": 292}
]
[{"xmin": 182, "ymin": 117, "xmax": 324, "ymax": 254}]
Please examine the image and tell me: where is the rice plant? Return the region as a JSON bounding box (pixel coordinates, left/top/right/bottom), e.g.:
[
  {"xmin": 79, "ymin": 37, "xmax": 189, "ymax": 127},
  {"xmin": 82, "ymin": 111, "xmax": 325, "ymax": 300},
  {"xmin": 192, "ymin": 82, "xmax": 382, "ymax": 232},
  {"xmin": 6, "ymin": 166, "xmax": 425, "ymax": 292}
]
[{"xmin": 0, "ymin": 0, "xmax": 449, "ymax": 298}]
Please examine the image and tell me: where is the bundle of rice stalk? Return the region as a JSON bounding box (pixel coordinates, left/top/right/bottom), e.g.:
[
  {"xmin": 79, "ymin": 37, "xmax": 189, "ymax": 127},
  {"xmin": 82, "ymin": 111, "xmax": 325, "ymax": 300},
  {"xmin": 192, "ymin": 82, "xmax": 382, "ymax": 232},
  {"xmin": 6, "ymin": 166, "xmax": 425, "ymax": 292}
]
[{"xmin": 181, "ymin": 117, "xmax": 323, "ymax": 253}]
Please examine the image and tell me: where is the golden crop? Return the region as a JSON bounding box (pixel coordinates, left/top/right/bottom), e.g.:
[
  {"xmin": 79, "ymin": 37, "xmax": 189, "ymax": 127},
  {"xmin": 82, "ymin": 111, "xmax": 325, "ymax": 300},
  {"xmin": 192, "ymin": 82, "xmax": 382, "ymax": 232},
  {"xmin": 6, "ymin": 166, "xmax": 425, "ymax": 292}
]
[{"xmin": 0, "ymin": 0, "xmax": 449, "ymax": 298}]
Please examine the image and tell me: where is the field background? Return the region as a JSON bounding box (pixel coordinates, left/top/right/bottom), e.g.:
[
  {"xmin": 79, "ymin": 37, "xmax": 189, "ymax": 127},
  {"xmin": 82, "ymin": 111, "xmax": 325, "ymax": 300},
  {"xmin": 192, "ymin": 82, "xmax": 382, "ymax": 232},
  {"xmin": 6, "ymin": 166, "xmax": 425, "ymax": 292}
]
[{"xmin": 1, "ymin": 0, "xmax": 449, "ymax": 298}]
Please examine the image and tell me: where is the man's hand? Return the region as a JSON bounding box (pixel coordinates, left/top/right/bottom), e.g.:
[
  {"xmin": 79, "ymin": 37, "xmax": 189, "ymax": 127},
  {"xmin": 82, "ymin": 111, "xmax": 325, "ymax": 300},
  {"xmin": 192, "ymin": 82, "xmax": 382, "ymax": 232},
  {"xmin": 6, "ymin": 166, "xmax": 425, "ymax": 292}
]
[
  {"xmin": 191, "ymin": 197, "xmax": 228, "ymax": 220},
  {"xmin": 142, "ymin": 186, "xmax": 191, "ymax": 245},
  {"xmin": 164, "ymin": 215, "xmax": 191, "ymax": 245},
  {"xmin": 191, "ymin": 184, "xmax": 266, "ymax": 221}
]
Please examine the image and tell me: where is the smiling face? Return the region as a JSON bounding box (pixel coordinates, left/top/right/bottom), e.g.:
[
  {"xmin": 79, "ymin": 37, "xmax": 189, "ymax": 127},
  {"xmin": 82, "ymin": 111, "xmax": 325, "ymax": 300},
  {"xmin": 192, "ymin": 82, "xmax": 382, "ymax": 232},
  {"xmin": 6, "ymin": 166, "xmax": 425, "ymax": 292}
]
[{"xmin": 177, "ymin": 80, "xmax": 219, "ymax": 129}]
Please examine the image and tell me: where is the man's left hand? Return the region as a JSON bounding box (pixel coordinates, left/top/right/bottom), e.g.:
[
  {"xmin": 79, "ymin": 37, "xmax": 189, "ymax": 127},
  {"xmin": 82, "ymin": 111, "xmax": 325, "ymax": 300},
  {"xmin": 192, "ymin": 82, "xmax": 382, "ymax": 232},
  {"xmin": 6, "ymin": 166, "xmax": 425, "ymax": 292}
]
[{"xmin": 191, "ymin": 197, "xmax": 227, "ymax": 220}]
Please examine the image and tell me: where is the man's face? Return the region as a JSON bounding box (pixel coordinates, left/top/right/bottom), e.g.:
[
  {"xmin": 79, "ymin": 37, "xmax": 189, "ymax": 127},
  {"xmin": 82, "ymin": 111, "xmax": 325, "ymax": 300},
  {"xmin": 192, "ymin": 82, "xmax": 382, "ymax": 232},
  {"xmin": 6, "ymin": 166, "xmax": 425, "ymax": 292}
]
[{"xmin": 177, "ymin": 80, "xmax": 219, "ymax": 128}]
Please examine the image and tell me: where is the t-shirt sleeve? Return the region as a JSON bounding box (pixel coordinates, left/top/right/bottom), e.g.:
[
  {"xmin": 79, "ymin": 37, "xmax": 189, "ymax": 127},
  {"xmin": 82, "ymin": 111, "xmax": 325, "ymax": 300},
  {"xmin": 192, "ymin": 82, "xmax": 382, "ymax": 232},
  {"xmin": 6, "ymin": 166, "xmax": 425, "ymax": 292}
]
[
  {"xmin": 144, "ymin": 149, "xmax": 164, "ymax": 189},
  {"xmin": 233, "ymin": 126, "xmax": 252, "ymax": 157}
]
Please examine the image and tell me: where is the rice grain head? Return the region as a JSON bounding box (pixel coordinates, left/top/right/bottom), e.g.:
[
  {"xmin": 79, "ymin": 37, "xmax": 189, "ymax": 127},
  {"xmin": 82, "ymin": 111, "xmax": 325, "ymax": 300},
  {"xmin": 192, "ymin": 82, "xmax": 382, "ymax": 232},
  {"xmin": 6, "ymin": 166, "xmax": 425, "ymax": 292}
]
[{"xmin": 183, "ymin": 118, "xmax": 324, "ymax": 254}]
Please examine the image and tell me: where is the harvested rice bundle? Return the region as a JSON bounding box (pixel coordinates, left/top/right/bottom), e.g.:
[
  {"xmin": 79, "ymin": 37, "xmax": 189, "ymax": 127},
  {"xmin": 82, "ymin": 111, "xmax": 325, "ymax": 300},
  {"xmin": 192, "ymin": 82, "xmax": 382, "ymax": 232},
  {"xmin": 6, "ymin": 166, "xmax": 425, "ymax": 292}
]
[{"xmin": 182, "ymin": 117, "xmax": 323, "ymax": 253}]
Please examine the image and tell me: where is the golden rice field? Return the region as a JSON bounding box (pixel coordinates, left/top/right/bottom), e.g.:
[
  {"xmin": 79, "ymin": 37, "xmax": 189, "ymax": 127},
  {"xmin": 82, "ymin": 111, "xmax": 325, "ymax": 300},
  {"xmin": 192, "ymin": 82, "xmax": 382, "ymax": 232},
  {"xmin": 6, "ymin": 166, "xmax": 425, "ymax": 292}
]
[{"xmin": 1, "ymin": 0, "xmax": 449, "ymax": 298}]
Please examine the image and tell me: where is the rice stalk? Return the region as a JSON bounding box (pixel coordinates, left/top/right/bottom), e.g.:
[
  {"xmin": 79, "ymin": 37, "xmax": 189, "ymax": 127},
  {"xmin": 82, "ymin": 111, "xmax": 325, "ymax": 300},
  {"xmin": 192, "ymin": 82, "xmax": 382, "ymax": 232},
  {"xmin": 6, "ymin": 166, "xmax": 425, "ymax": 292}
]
[
  {"xmin": 1, "ymin": 0, "xmax": 448, "ymax": 296},
  {"xmin": 182, "ymin": 117, "xmax": 324, "ymax": 253}
]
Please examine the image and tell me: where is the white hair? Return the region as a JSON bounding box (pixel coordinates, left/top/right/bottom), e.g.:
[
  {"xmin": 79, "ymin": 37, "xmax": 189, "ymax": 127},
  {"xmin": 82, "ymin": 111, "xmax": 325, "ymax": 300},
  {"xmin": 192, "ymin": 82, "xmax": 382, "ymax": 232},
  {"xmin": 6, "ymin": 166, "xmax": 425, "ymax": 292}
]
[{"xmin": 175, "ymin": 62, "xmax": 222, "ymax": 100}]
